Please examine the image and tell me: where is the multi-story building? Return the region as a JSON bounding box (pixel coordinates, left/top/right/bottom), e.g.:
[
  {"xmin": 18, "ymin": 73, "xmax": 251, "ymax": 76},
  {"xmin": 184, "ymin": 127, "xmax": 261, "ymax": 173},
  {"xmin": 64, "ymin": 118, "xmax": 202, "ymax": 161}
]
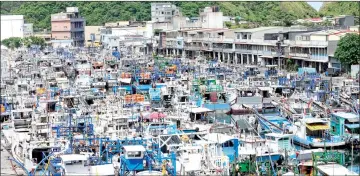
[
  {"xmin": 99, "ymin": 22, "xmax": 154, "ymax": 56},
  {"xmin": 151, "ymin": 3, "xmax": 180, "ymax": 23},
  {"xmin": 23, "ymin": 23, "xmax": 33, "ymax": 37},
  {"xmin": 334, "ymin": 15, "xmax": 355, "ymax": 28},
  {"xmin": 51, "ymin": 7, "xmax": 86, "ymax": 47},
  {"xmin": 85, "ymin": 26, "xmax": 102, "ymax": 47},
  {"xmin": 1, "ymin": 15, "xmax": 24, "ymax": 41},
  {"xmin": 199, "ymin": 6, "xmax": 224, "ymax": 29},
  {"xmin": 159, "ymin": 19, "xmax": 357, "ymax": 72}
]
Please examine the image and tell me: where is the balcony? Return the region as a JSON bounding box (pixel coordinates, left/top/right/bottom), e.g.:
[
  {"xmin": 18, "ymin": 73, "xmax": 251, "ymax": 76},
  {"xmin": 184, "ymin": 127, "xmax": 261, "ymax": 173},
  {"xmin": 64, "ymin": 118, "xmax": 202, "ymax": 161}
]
[
  {"xmin": 72, "ymin": 36, "xmax": 85, "ymax": 41},
  {"xmin": 289, "ymin": 53, "xmax": 309, "ymax": 58},
  {"xmin": 285, "ymin": 40, "xmax": 328, "ymax": 47},
  {"xmin": 310, "ymin": 54, "xmax": 328, "ymax": 62},
  {"xmin": 51, "ymin": 17, "xmax": 85, "ymax": 22},
  {"xmin": 262, "ymin": 51, "xmax": 278, "ymax": 56},
  {"xmin": 70, "ymin": 27, "xmax": 84, "ymax": 32},
  {"xmin": 235, "ymin": 39, "xmax": 278, "ymax": 45},
  {"xmin": 52, "ymin": 28, "xmax": 71, "ymax": 32},
  {"xmin": 234, "ymin": 48, "xmax": 252, "ymax": 53},
  {"xmin": 201, "ymin": 46, "xmax": 213, "ymax": 51},
  {"xmin": 184, "ymin": 46, "xmax": 201, "ymax": 50},
  {"xmin": 207, "ymin": 38, "xmax": 234, "ymax": 43},
  {"xmin": 289, "ymin": 53, "xmax": 329, "ymax": 62},
  {"xmin": 70, "ymin": 18, "xmax": 85, "ymax": 22},
  {"xmin": 223, "ymin": 48, "xmax": 234, "ymax": 53}
]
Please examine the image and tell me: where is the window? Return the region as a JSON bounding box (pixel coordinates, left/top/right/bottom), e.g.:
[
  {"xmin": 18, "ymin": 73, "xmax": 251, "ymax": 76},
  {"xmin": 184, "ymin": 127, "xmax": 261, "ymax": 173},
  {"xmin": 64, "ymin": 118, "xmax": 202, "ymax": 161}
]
[
  {"xmin": 161, "ymin": 11, "xmax": 164, "ymax": 14},
  {"xmin": 237, "ymin": 34, "xmax": 240, "ymax": 39},
  {"xmin": 127, "ymin": 151, "xmax": 142, "ymax": 158}
]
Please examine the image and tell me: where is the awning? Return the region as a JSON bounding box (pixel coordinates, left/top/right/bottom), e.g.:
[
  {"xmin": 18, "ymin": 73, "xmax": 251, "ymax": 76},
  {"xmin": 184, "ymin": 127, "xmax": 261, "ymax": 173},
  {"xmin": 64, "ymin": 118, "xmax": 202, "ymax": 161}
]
[
  {"xmin": 190, "ymin": 107, "xmax": 213, "ymax": 113},
  {"xmin": 119, "ymin": 78, "xmax": 131, "ymax": 84},
  {"xmin": 306, "ymin": 124, "xmax": 329, "ymax": 131},
  {"xmin": 204, "ymin": 103, "xmax": 230, "ymax": 110},
  {"xmin": 260, "ymin": 55, "xmax": 274, "ymax": 58},
  {"xmin": 345, "ymin": 124, "xmax": 360, "ymax": 129}
]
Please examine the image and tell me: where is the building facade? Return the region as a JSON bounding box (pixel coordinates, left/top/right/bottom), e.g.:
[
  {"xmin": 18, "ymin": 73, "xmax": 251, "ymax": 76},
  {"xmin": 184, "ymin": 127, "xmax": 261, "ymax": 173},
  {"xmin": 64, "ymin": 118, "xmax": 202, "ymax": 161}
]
[
  {"xmin": 85, "ymin": 26, "xmax": 102, "ymax": 47},
  {"xmin": 151, "ymin": 3, "xmax": 180, "ymax": 23},
  {"xmin": 158, "ymin": 25, "xmax": 357, "ymax": 72},
  {"xmin": 51, "ymin": 7, "xmax": 86, "ymax": 47},
  {"xmin": 23, "ymin": 23, "xmax": 34, "ymax": 37},
  {"xmin": 1, "ymin": 15, "xmax": 24, "ymax": 41}
]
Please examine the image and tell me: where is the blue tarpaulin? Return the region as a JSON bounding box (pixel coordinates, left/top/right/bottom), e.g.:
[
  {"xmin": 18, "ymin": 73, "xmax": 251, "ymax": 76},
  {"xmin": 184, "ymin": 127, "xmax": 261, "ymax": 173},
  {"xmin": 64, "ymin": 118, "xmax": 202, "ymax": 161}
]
[
  {"xmin": 112, "ymin": 51, "xmax": 121, "ymax": 60},
  {"xmin": 298, "ymin": 67, "xmax": 316, "ymax": 76},
  {"xmin": 345, "ymin": 124, "xmax": 360, "ymax": 129}
]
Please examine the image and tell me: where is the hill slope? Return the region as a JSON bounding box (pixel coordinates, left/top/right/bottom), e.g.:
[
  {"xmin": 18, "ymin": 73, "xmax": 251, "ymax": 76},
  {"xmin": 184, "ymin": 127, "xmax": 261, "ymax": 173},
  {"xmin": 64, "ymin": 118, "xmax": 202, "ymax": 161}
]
[
  {"xmin": 319, "ymin": 2, "xmax": 359, "ymax": 17},
  {"xmin": 1, "ymin": 2, "xmax": 318, "ymax": 31}
]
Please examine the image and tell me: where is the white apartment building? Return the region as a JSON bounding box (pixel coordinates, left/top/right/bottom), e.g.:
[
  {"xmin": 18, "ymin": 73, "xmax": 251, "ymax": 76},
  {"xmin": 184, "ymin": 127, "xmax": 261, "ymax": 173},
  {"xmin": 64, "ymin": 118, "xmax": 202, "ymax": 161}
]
[
  {"xmin": 151, "ymin": 3, "xmax": 180, "ymax": 23},
  {"xmin": 1, "ymin": 15, "xmax": 24, "ymax": 41}
]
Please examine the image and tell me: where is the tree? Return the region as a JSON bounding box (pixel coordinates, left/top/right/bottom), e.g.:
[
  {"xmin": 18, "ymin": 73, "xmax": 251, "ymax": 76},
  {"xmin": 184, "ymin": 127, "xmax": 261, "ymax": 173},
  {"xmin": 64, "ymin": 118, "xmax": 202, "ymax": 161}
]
[
  {"xmin": 224, "ymin": 21, "xmax": 232, "ymax": 28},
  {"xmin": 1, "ymin": 36, "xmax": 45, "ymax": 50},
  {"xmin": 1, "ymin": 37, "xmax": 22, "ymax": 49},
  {"xmin": 25, "ymin": 36, "xmax": 46, "ymax": 48},
  {"xmin": 234, "ymin": 16, "xmax": 240, "ymax": 25},
  {"xmin": 334, "ymin": 33, "xmax": 360, "ymax": 65},
  {"xmin": 283, "ymin": 19, "xmax": 293, "ymax": 27},
  {"xmin": 322, "ymin": 19, "xmax": 332, "ymax": 27}
]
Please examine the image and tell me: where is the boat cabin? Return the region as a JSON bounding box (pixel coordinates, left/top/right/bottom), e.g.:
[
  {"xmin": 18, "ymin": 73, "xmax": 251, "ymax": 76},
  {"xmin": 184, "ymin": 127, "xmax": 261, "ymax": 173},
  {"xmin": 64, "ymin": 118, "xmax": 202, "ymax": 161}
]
[
  {"xmin": 122, "ymin": 145, "xmax": 146, "ymax": 171},
  {"xmin": 244, "ymin": 65, "xmax": 260, "ymax": 77},
  {"xmin": 189, "ymin": 107, "xmax": 214, "ymax": 122},
  {"xmin": 12, "ymin": 108, "xmax": 34, "ymax": 130},
  {"xmin": 264, "ymin": 133, "xmax": 294, "ymax": 153},
  {"xmin": 330, "ymin": 112, "xmax": 359, "ymax": 138},
  {"xmin": 176, "ymin": 145, "xmax": 203, "ymax": 173},
  {"xmin": 265, "ymin": 65, "xmax": 278, "ymax": 77}
]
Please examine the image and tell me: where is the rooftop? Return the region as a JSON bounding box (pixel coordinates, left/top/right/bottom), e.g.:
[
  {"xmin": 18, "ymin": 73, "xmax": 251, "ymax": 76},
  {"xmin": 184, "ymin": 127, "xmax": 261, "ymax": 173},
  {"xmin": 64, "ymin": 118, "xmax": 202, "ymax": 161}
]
[
  {"xmin": 302, "ymin": 118, "xmax": 327, "ymax": 124},
  {"xmin": 233, "ymin": 26, "xmax": 281, "ymax": 33},
  {"xmin": 123, "ymin": 145, "xmax": 146, "ymax": 152},
  {"xmin": 60, "ymin": 154, "xmax": 88, "ymax": 162},
  {"xmin": 332, "ymin": 112, "xmax": 359, "ymax": 120}
]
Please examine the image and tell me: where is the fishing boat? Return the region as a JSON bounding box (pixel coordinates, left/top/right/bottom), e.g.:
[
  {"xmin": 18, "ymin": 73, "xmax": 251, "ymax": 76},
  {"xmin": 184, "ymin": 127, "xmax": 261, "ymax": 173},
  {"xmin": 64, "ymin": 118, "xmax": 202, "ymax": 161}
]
[
  {"xmin": 330, "ymin": 112, "xmax": 360, "ymax": 148},
  {"xmin": 292, "ymin": 118, "xmax": 346, "ymax": 148}
]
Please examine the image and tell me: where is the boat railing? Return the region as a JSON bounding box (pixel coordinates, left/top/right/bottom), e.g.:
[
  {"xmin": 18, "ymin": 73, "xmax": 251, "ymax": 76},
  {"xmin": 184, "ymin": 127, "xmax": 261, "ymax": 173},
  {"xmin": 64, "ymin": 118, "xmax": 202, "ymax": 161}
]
[{"xmin": 210, "ymin": 155, "xmax": 230, "ymax": 175}]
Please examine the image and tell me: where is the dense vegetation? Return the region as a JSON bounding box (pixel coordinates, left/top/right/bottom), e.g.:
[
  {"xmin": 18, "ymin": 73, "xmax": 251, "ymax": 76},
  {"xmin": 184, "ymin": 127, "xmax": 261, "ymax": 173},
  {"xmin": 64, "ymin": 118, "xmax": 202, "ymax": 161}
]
[
  {"xmin": 334, "ymin": 33, "xmax": 360, "ymax": 65},
  {"xmin": 319, "ymin": 2, "xmax": 360, "ymax": 17},
  {"xmin": 2, "ymin": 36, "xmax": 46, "ymax": 50},
  {"xmin": 1, "ymin": 2, "xmax": 318, "ymax": 31}
]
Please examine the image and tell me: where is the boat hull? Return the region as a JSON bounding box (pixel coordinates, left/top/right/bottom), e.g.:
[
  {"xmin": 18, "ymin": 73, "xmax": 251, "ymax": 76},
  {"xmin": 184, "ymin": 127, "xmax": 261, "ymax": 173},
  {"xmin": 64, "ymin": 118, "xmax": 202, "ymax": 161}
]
[{"xmin": 293, "ymin": 136, "xmax": 346, "ymax": 149}]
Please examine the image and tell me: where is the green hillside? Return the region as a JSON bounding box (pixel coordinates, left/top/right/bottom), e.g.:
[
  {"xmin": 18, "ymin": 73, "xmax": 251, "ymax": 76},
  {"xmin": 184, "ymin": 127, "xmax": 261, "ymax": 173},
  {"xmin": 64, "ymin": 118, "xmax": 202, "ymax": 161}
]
[
  {"xmin": 1, "ymin": 2, "xmax": 318, "ymax": 31},
  {"xmin": 319, "ymin": 2, "xmax": 360, "ymax": 17}
]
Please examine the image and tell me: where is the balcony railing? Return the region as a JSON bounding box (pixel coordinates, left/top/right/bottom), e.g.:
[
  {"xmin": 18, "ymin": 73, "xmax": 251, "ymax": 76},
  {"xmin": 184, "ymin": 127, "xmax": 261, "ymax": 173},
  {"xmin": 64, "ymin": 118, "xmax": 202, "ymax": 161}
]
[
  {"xmin": 184, "ymin": 46, "xmax": 201, "ymax": 50},
  {"xmin": 52, "ymin": 28, "xmax": 71, "ymax": 32},
  {"xmin": 234, "ymin": 49, "xmax": 252, "ymax": 53},
  {"xmin": 285, "ymin": 40, "xmax": 328, "ymax": 47},
  {"xmin": 70, "ymin": 27, "xmax": 84, "ymax": 32},
  {"xmin": 289, "ymin": 53, "xmax": 329, "ymax": 61},
  {"xmin": 235, "ymin": 39, "xmax": 278, "ymax": 45}
]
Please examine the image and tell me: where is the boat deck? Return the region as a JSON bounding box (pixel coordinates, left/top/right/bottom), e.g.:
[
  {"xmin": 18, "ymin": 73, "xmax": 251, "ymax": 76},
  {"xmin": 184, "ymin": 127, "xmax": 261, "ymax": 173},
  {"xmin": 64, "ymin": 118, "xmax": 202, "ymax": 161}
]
[
  {"xmin": 1, "ymin": 146, "xmax": 25, "ymax": 176},
  {"xmin": 317, "ymin": 163, "xmax": 358, "ymax": 176}
]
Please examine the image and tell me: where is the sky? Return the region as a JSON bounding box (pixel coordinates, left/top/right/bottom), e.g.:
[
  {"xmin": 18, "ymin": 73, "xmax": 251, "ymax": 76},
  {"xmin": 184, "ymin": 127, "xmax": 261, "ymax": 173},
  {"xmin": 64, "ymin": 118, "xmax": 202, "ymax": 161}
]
[{"xmin": 307, "ymin": 2, "xmax": 323, "ymax": 11}]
